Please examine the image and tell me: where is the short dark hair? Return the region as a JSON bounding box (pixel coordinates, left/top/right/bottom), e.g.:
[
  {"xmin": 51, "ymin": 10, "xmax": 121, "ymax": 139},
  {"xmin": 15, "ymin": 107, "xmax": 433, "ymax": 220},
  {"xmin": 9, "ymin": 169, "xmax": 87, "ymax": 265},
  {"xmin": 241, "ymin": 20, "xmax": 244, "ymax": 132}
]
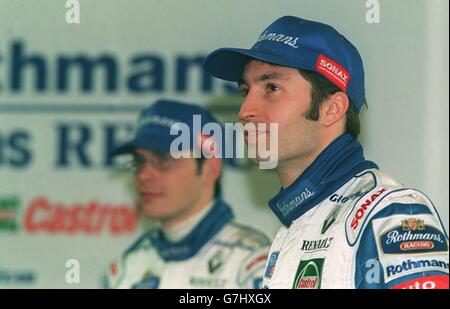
[
  {"xmin": 298, "ymin": 69, "xmax": 365, "ymax": 139},
  {"xmin": 195, "ymin": 157, "xmax": 222, "ymax": 198}
]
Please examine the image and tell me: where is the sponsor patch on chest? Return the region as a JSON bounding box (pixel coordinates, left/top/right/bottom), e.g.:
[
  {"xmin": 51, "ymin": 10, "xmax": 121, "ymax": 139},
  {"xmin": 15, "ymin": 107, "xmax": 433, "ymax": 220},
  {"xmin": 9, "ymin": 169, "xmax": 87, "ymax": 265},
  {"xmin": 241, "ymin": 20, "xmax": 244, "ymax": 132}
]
[
  {"xmin": 301, "ymin": 238, "xmax": 334, "ymax": 252},
  {"xmin": 132, "ymin": 271, "xmax": 160, "ymax": 289},
  {"xmin": 292, "ymin": 258, "xmax": 325, "ymax": 289},
  {"xmin": 264, "ymin": 252, "xmax": 279, "ymax": 279}
]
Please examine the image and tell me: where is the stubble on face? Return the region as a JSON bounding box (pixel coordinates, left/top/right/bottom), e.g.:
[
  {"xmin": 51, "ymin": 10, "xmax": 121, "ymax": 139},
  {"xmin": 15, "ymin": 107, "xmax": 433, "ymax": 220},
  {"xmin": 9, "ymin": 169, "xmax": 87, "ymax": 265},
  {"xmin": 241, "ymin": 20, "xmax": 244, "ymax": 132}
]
[{"xmin": 239, "ymin": 60, "xmax": 324, "ymax": 185}]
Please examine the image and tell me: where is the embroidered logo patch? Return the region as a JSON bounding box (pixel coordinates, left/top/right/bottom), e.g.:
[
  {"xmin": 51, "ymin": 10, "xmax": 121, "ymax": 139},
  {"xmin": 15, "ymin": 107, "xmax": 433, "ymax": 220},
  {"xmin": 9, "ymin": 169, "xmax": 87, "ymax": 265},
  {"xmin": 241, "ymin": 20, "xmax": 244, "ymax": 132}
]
[
  {"xmin": 316, "ymin": 54, "xmax": 350, "ymax": 92},
  {"xmin": 380, "ymin": 220, "xmax": 448, "ymax": 255},
  {"xmin": 132, "ymin": 272, "xmax": 160, "ymax": 289},
  {"xmin": 321, "ymin": 205, "xmax": 341, "ymax": 234},
  {"xmin": 264, "ymin": 252, "xmax": 279, "ymax": 279},
  {"xmin": 292, "ymin": 258, "xmax": 325, "ymax": 289}
]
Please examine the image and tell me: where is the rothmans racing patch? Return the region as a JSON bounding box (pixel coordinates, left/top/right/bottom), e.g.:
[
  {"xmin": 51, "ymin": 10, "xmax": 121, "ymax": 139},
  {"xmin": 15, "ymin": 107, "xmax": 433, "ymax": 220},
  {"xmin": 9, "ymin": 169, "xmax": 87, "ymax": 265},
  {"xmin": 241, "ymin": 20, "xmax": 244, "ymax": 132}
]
[{"xmin": 371, "ymin": 214, "xmax": 449, "ymax": 283}]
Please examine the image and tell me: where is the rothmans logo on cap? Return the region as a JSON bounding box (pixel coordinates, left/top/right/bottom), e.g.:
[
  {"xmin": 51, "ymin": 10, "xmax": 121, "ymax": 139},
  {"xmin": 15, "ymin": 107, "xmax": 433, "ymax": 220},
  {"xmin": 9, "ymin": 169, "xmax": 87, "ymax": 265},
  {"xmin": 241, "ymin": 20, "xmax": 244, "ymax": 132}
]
[
  {"xmin": 138, "ymin": 115, "xmax": 179, "ymax": 129},
  {"xmin": 257, "ymin": 31, "xmax": 300, "ymax": 48}
]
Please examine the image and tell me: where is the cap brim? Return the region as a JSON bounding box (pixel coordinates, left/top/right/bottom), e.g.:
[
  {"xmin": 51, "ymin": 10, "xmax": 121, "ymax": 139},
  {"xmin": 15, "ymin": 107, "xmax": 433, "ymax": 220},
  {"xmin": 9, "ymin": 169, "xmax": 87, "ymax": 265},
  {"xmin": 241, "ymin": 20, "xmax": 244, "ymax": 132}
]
[
  {"xmin": 203, "ymin": 47, "xmax": 313, "ymax": 82},
  {"xmin": 110, "ymin": 134, "xmax": 174, "ymax": 157}
]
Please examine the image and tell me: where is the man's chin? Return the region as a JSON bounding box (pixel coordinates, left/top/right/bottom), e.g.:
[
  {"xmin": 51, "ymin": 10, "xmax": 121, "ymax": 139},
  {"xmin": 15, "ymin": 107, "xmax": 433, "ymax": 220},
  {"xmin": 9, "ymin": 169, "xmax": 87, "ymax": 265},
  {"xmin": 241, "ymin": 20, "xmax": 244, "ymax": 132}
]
[
  {"xmin": 142, "ymin": 211, "xmax": 166, "ymax": 221},
  {"xmin": 246, "ymin": 156, "xmax": 259, "ymax": 164},
  {"xmin": 248, "ymin": 154, "xmax": 275, "ymax": 163},
  {"xmin": 138, "ymin": 201, "xmax": 164, "ymax": 219}
]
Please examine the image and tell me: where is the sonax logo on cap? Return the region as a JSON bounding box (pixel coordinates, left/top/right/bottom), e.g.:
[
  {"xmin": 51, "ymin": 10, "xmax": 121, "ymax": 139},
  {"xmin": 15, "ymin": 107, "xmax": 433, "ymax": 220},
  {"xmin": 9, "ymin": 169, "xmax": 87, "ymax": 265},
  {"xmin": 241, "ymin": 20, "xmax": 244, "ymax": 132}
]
[{"xmin": 316, "ymin": 55, "xmax": 350, "ymax": 92}]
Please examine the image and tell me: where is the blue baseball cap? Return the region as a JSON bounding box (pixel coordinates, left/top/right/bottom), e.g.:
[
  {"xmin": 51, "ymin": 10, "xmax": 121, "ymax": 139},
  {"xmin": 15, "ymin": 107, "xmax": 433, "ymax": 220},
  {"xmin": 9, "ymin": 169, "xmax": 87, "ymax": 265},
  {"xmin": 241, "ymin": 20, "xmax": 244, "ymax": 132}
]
[
  {"xmin": 203, "ymin": 16, "xmax": 365, "ymax": 112},
  {"xmin": 111, "ymin": 99, "xmax": 224, "ymax": 156}
]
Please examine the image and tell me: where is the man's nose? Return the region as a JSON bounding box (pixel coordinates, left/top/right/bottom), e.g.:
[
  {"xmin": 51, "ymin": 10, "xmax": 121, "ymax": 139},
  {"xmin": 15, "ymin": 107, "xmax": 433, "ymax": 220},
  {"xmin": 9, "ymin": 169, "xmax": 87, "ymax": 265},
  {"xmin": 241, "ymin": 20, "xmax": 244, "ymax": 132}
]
[
  {"xmin": 135, "ymin": 163, "xmax": 159, "ymax": 183},
  {"xmin": 238, "ymin": 92, "xmax": 258, "ymax": 123}
]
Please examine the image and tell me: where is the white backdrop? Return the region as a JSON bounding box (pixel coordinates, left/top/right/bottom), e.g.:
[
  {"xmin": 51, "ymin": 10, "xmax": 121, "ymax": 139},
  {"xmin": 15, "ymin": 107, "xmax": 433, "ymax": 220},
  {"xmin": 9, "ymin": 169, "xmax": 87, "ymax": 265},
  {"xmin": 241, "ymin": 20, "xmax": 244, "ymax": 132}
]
[{"xmin": 0, "ymin": 0, "xmax": 448, "ymax": 288}]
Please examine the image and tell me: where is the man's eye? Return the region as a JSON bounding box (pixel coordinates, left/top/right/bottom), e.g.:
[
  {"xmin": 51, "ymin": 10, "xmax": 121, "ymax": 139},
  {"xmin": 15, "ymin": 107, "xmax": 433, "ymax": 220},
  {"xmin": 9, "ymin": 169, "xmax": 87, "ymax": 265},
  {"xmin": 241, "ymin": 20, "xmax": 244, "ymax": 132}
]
[
  {"xmin": 239, "ymin": 86, "xmax": 249, "ymax": 97},
  {"xmin": 267, "ymin": 83, "xmax": 279, "ymax": 92},
  {"xmin": 160, "ymin": 154, "xmax": 175, "ymax": 165},
  {"xmin": 134, "ymin": 156, "xmax": 145, "ymax": 165},
  {"xmin": 124, "ymin": 159, "xmax": 138, "ymax": 171}
]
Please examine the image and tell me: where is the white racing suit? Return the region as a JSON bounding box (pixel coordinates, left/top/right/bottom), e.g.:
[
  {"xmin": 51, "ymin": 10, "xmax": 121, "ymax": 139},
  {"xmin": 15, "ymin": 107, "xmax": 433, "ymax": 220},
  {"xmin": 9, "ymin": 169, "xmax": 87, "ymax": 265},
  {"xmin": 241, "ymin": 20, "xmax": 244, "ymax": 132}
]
[
  {"xmin": 105, "ymin": 199, "xmax": 270, "ymax": 289},
  {"xmin": 262, "ymin": 134, "xmax": 449, "ymax": 289}
]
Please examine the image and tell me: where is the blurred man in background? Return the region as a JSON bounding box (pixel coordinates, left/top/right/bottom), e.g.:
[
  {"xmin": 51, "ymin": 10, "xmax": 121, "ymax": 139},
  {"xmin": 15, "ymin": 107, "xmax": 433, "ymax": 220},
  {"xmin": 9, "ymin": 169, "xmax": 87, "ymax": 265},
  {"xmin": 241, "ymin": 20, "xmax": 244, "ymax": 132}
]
[
  {"xmin": 104, "ymin": 99, "xmax": 270, "ymax": 289},
  {"xmin": 203, "ymin": 16, "xmax": 449, "ymax": 289}
]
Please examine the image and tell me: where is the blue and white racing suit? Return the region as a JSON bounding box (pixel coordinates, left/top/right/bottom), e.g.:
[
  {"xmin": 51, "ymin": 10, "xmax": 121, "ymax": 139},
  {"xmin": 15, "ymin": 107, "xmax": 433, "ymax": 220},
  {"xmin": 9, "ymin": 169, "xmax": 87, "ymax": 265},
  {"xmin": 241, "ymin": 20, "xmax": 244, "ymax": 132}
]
[
  {"xmin": 262, "ymin": 134, "xmax": 449, "ymax": 289},
  {"xmin": 105, "ymin": 199, "xmax": 270, "ymax": 289}
]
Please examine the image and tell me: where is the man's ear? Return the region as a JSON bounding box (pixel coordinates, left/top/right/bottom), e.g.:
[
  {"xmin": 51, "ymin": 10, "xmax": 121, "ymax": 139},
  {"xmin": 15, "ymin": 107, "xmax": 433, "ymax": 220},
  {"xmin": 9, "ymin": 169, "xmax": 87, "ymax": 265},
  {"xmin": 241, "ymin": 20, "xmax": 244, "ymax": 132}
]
[
  {"xmin": 201, "ymin": 157, "xmax": 222, "ymax": 186},
  {"xmin": 320, "ymin": 92, "xmax": 349, "ymax": 127}
]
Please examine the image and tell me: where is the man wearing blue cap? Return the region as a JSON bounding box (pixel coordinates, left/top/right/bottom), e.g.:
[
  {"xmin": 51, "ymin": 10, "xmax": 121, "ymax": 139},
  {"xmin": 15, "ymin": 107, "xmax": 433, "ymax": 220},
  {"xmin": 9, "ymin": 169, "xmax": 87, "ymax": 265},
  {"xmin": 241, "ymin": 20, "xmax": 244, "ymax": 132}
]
[
  {"xmin": 104, "ymin": 99, "xmax": 270, "ymax": 289},
  {"xmin": 203, "ymin": 16, "xmax": 448, "ymax": 289}
]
